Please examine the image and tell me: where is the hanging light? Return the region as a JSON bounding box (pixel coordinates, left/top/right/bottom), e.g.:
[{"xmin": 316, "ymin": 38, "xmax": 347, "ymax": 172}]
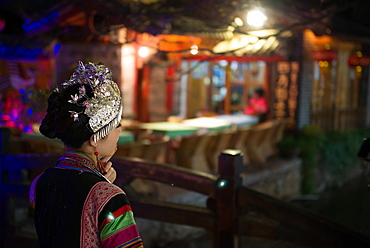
[
  {"xmin": 247, "ymin": 9, "xmax": 267, "ymax": 27},
  {"xmin": 138, "ymin": 46, "xmax": 149, "ymax": 57},
  {"xmin": 234, "ymin": 17, "xmax": 244, "ymax": 27},
  {"xmin": 190, "ymin": 45, "xmax": 198, "ymax": 55}
]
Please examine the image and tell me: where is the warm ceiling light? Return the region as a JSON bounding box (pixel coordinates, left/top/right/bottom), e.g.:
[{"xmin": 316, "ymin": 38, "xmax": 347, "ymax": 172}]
[
  {"xmin": 227, "ymin": 25, "xmax": 235, "ymax": 32},
  {"xmin": 249, "ymin": 36, "xmax": 259, "ymax": 43},
  {"xmin": 138, "ymin": 46, "xmax": 149, "ymax": 57},
  {"xmin": 247, "ymin": 9, "xmax": 267, "ymax": 27},
  {"xmin": 248, "ymin": 29, "xmax": 278, "ymax": 37},
  {"xmin": 234, "ymin": 17, "xmax": 244, "ymax": 26}
]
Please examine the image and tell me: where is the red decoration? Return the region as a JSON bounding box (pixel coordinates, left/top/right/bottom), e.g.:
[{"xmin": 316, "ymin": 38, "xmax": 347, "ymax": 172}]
[
  {"xmin": 0, "ymin": 17, "xmax": 5, "ymax": 32},
  {"xmin": 312, "ymin": 50, "xmax": 337, "ymax": 62},
  {"xmin": 166, "ymin": 65, "xmax": 175, "ymax": 112},
  {"xmin": 348, "ymin": 56, "xmax": 370, "ymax": 67}
]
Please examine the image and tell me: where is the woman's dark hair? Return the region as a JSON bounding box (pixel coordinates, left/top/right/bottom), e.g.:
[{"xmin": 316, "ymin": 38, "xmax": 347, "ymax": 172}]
[
  {"xmin": 39, "ymin": 84, "xmax": 94, "ymax": 149},
  {"xmin": 254, "ymin": 87, "xmax": 265, "ymax": 97}
]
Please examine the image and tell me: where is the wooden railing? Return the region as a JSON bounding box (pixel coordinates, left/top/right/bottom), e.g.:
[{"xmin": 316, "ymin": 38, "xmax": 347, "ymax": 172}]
[
  {"xmin": 311, "ymin": 107, "xmax": 366, "ymax": 131},
  {"xmin": 1, "ymin": 127, "xmax": 370, "ymax": 248}
]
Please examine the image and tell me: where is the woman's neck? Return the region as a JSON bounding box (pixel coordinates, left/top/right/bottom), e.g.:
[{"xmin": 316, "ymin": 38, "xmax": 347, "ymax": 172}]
[{"xmin": 66, "ymin": 147, "xmax": 98, "ymax": 167}]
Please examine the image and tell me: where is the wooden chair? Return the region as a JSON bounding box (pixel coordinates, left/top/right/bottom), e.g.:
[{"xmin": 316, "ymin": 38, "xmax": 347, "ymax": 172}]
[
  {"xmin": 116, "ymin": 136, "xmax": 170, "ymax": 163},
  {"xmin": 174, "ymin": 134, "xmax": 211, "ymax": 171},
  {"xmin": 167, "ymin": 115, "xmax": 183, "ymax": 123},
  {"xmin": 244, "ymin": 121, "xmax": 275, "ymax": 165},
  {"xmin": 205, "ymin": 130, "xmax": 236, "ymax": 172},
  {"xmin": 229, "ymin": 126, "xmax": 253, "ymax": 165},
  {"xmin": 258, "ymin": 120, "xmax": 280, "ymax": 159},
  {"xmin": 269, "ymin": 119, "xmax": 288, "ymax": 156}
]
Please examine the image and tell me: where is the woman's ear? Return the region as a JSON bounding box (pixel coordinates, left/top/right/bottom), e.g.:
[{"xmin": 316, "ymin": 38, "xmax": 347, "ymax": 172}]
[{"xmin": 89, "ymin": 135, "xmax": 97, "ymax": 147}]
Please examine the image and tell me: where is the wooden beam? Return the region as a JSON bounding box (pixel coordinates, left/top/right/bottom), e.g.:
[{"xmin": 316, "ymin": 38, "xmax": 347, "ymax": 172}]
[
  {"xmin": 131, "ymin": 198, "xmax": 215, "ymax": 229},
  {"xmin": 111, "ymin": 156, "xmax": 218, "ymax": 196},
  {"xmin": 237, "ymin": 215, "xmax": 278, "ymax": 239}
]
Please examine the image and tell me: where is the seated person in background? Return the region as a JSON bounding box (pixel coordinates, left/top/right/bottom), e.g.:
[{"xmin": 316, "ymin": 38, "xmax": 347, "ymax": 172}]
[{"xmin": 244, "ymin": 87, "xmax": 268, "ymax": 121}]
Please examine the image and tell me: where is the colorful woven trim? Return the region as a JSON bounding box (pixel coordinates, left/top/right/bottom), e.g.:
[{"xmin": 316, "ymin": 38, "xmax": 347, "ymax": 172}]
[{"xmin": 56, "ymin": 151, "xmax": 97, "ymax": 174}]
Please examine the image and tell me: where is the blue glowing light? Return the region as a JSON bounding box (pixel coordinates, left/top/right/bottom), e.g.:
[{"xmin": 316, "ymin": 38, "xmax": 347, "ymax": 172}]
[
  {"xmin": 0, "ymin": 44, "xmax": 43, "ymax": 60},
  {"xmin": 19, "ymin": 88, "xmax": 25, "ymax": 94},
  {"xmin": 54, "ymin": 43, "xmax": 61, "ymax": 56},
  {"xmin": 27, "ymin": 108, "xmax": 33, "ymax": 115},
  {"xmin": 23, "ymin": 11, "xmax": 58, "ymax": 34}
]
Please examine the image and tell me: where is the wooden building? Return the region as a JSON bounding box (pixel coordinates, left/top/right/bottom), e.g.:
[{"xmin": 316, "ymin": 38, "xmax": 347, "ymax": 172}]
[{"xmin": 2, "ymin": 0, "xmax": 370, "ymax": 131}]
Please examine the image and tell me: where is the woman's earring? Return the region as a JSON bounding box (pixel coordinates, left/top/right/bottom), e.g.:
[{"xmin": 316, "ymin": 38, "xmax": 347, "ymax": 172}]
[{"xmin": 94, "ymin": 151, "xmax": 107, "ymax": 174}]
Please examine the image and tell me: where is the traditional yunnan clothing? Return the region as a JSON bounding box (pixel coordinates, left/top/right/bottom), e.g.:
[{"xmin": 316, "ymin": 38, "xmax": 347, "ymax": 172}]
[{"xmin": 29, "ymin": 151, "xmax": 144, "ymax": 248}]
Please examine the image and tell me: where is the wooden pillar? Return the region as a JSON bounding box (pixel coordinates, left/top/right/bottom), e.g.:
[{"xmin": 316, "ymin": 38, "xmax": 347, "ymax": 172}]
[
  {"xmin": 225, "ymin": 64, "xmax": 231, "ymax": 114},
  {"xmin": 213, "ymin": 149, "xmax": 243, "ymax": 248},
  {"xmin": 365, "ymin": 66, "xmax": 370, "ymax": 126},
  {"xmin": 207, "ymin": 61, "xmax": 214, "ymax": 112},
  {"xmin": 166, "ymin": 65, "xmax": 175, "ymax": 113},
  {"xmin": 186, "ymin": 62, "xmax": 193, "ymax": 118},
  {"xmin": 138, "ymin": 65, "xmax": 150, "ymax": 122}
]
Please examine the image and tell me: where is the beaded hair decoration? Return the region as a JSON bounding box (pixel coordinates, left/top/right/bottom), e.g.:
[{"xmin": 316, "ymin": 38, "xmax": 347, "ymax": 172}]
[{"xmin": 61, "ymin": 61, "xmax": 122, "ymax": 143}]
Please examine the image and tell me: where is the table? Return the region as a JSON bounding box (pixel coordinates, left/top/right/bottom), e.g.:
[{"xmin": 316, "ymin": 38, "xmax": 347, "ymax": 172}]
[
  {"xmin": 182, "ymin": 117, "xmax": 232, "ymax": 132},
  {"xmin": 213, "ymin": 114, "xmax": 259, "ymax": 128},
  {"xmin": 139, "ymin": 122, "xmax": 200, "ymax": 138}
]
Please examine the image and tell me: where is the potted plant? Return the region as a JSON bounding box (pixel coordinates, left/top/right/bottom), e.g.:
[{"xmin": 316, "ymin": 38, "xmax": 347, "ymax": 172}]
[{"xmin": 278, "ymin": 135, "xmax": 301, "ymax": 159}]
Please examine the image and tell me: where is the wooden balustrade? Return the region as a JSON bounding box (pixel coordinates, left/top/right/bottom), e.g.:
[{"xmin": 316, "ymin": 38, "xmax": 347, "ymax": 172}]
[{"xmin": 1, "ymin": 127, "xmax": 370, "ymax": 247}]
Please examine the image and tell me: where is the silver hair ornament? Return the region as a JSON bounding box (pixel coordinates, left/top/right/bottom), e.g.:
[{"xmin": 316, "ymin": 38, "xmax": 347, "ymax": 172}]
[{"xmin": 63, "ymin": 61, "xmax": 122, "ymax": 142}]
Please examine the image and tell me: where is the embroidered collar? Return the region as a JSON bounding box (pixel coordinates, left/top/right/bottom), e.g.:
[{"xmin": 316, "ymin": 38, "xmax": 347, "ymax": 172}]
[{"xmin": 56, "ymin": 151, "xmax": 111, "ymax": 183}]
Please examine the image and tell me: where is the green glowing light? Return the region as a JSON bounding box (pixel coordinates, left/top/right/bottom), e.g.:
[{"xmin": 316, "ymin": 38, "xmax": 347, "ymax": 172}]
[{"xmin": 217, "ymin": 179, "xmax": 228, "ymax": 188}]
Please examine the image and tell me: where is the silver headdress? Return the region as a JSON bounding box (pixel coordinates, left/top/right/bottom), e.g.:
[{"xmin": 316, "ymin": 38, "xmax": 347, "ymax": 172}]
[{"xmin": 62, "ymin": 61, "xmax": 122, "ymax": 143}]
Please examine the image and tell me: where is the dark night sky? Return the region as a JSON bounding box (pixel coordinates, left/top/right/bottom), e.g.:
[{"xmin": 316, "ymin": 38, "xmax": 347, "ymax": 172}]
[{"xmin": 1, "ymin": 0, "xmax": 370, "ymax": 39}]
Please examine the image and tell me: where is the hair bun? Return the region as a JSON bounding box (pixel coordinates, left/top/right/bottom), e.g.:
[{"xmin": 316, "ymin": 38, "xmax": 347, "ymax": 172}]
[
  {"xmin": 39, "ymin": 92, "xmax": 63, "ymax": 139},
  {"xmin": 46, "ymin": 92, "xmax": 62, "ymax": 113}
]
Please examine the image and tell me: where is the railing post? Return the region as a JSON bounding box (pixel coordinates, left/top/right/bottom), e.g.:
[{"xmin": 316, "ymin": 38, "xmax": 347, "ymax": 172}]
[
  {"xmin": 0, "ymin": 128, "xmax": 11, "ymax": 247},
  {"xmin": 213, "ymin": 149, "xmax": 243, "ymax": 248}
]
